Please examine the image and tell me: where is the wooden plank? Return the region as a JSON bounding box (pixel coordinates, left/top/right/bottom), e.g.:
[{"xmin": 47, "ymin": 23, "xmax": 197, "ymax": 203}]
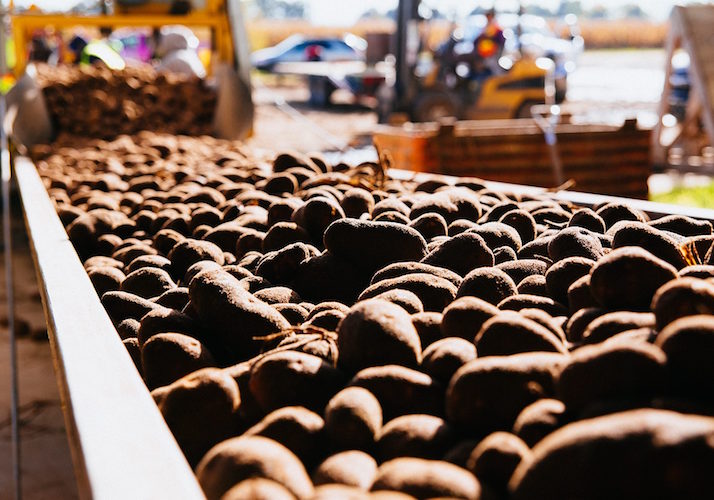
[{"xmin": 15, "ymin": 157, "xmax": 205, "ymax": 500}]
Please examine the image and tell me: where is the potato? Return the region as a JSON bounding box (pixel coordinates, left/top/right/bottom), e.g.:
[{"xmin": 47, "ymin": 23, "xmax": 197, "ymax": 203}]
[
  {"xmin": 244, "ymin": 406, "xmax": 325, "ymax": 467},
  {"xmin": 372, "ymin": 289, "xmax": 424, "ymax": 314},
  {"xmin": 88, "ymin": 266, "xmax": 125, "ymax": 296},
  {"xmin": 292, "ymin": 196, "xmax": 345, "ymax": 244},
  {"xmin": 512, "ymin": 399, "xmax": 567, "ymax": 448},
  {"xmin": 255, "ymin": 242, "xmax": 314, "ymax": 285},
  {"xmin": 123, "ymin": 337, "xmax": 142, "ymax": 376},
  {"xmin": 496, "ymin": 259, "xmax": 547, "ymax": 285},
  {"xmin": 156, "ymin": 368, "xmax": 240, "ymax": 466},
  {"xmin": 359, "ymin": 273, "xmax": 457, "ymax": 312},
  {"xmin": 120, "ymin": 266, "xmax": 175, "ymax": 299},
  {"xmin": 518, "ymin": 309, "xmax": 566, "ymax": 343},
  {"xmin": 168, "ymin": 238, "xmax": 225, "ymax": 281},
  {"xmin": 184, "ymin": 261, "xmax": 223, "ymax": 286},
  {"xmin": 141, "ymin": 332, "xmax": 215, "ymax": 389},
  {"xmin": 312, "ymin": 450, "xmax": 377, "ymax": 490},
  {"xmin": 581, "ymin": 311, "xmax": 655, "ymax": 345},
  {"xmin": 544, "ymin": 257, "xmax": 594, "ymax": 305},
  {"xmin": 377, "ymin": 414, "xmax": 456, "ymax": 462},
  {"xmin": 101, "ymin": 290, "xmax": 165, "ymax": 326},
  {"xmin": 408, "ymin": 212, "xmax": 448, "ymax": 240},
  {"xmin": 421, "ymin": 337, "xmax": 477, "ymax": 384},
  {"xmin": 510, "ymin": 409, "xmax": 714, "ymax": 499},
  {"xmin": 456, "ymin": 267, "xmax": 517, "ymax": 305},
  {"xmin": 324, "ymin": 387, "xmax": 383, "ymax": 451},
  {"xmin": 371, "ymin": 458, "xmax": 481, "ymax": 499},
  {"xmin": 348, "ymin": 365, "xmax": 444, "ymax": 422},
  {"xmin": 324, "ymin": 219, "xmax": 427, "ymax": 274},
  {"xmin": 337, "ymin": 299, "xmax": 421, "ymax": 373},
  {"xmin": 409, "ymin": 188, "xmax": 483, "ymax": 224},
  {"xmin": 649, "ymin": 214, "xmax": 712, "ymax": 237},
  {"xmin": 340, "ymin": 187, "xmax": 375, "ymax": 218},
  {"xmin": 262, "ymin": 222, "xmax": 310, "ymax": 252},
  {"xmin": 374, "ymin": 211, "xmax": 410, "ymax": 225},
  {"xmin": 303, "ymin": 309, "xmax": 345, "ymax": 332},
  {"xmin": 249, "ymin": 350, "xmax": 344, "ymax": 414},
  {"xmin": 137, "ymin": 307, "xmax": 198, "ymax": 346},
  {"xmin": 475, "ymin": 312, "xmax": 567, "ymax": 357},
  {"xmin": 498, "ymin": 294, "xmax": 568, "ymax": 317},
  {"xmin": 220, "ymin": 478, "xmax": 296, "ymax": 500},
  {"xmin": 293, "ymin": 252, "xmax": 368, "ymax": 304},
  {"xmin": 499, "ymin": 209, "xmax": 537, "ymax": 245},
  {"xmin": 567, "ymin": 208, "xmax": 606, "ymax": 234},
  {"xmin": 189, "ymin": 269, "xmax": 290, "ymax": 363},
  {"xmin": 494, "ymin": 245, "xmax": 517, "ymax": 264},
  {"xmin": 566, "ymin": 274, "xmax": 597, "ymax": 313},
  {"xmin": 466, "ymin": 432, "xmax": 531, "ymax": 492},
  {"xmin": 410, "ymin": 312, "xmax": 444, "ymax": 349},
  {"xmin": 611, "ymin": 222, "xmax": 688, "ymax": 269},
  {"xmin": 447, "ymin": 353, "xmax": 566, "ymax": 435},
  {"xmin": 589, "ymin": 247, "xmax": 678, "ymax": 310},
  {"xmin": 421, "ymin": 232, "xmax": 494, "ymax": 276},
  {"xmin": 655, "ymin": 315, "xmax": 714, "ymax": 398},
  {"xmin": 440, "ymin": 297, "xmax": 499, "ymax": 340},
  {"xmin": 468, "ymin": 222, "xmax": 523, "ymax": 252},
  {"xmin": 253, "ymin": 286, "xmax": 302, "ymax": 305},
  {"xmin": 557, "ymin": 342, "xmax": 666, "ymax": 413},
  {"xmin": 547, "ymin": 227, "xmax": 603, "ymax": 262},
  {"xmin": 196, "ymin": 435, "xmax": 314, "ymax": 500},
  {"xmin": 651, "ymin": 277, "xmax": 714, "ymax": 330},
  {"xmin": 679, "ymin": 264, "xmax": 714, "ymax": 279},
  {"xmin": 517, "ymin": 237, "xmax": 552, "ymax": 261},
  {"xmin": 153, "ymin": 228, "xmax": 185, "ymax": 256},
  {"xmin": 595, "ymin": 202, "xmax": 647, "ymax": 229},
  {"xmin": 370, "ymin": 262, "xmax": 462, "ymax": 288},
  {"xmin": 516, "ymin": 274, "xmax": 548, "ymax": 297},
  {"xmin": 116, "ymin": 318, "xmax": 140, "ymax": 340},
  {"xmin": 310, "ymin": 484, "xmax": 370, "ymax": 499}
]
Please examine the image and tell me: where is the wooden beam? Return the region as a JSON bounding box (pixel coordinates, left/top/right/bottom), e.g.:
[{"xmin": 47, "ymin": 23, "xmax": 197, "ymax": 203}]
[{"xmin": 15, "ymin": 157, "xmax": 205, "ymax": 500}]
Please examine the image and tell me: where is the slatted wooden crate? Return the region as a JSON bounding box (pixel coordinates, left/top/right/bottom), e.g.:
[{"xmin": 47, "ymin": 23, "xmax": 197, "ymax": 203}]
[{"xmin": 373, "ymin": 118, "xmax": 652, "ymax": 199}]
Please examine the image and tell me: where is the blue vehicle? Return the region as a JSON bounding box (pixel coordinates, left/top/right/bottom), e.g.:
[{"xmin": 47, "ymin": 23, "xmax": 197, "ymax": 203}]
[{"xmin": 251, "ymin": 34, "xmax": 367, "ymax": 71}]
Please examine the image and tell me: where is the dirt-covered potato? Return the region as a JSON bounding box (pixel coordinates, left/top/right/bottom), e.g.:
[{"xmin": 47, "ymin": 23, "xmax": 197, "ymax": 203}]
[
  {"xmin": 155, "ymin": 368, "xmax": 240, "ymax": 466},
  {"xmin": 101, "ymin": 290, "xmax": 165, "ymax": 326},
  {"xmin": 196, "ymin": 435, "xmax": 314, "ymax": 500},
  {"xmin": 557, "ymin": 342, "xmax": 666, "ymax": 413},
  {"xmin": 466, "ymin": 432, "xmax": 531, "ymax": 492},
  {"xmin": 244, "ymin": 406, "xmax": 325, "ymax": 467},
  {"xmin": 421, "ymin": 337, "xmax": 477, "ymax": 384},
  {"xmin": 589, "ymin": 247, "xmax": 678, "ymax": 310},
  {"xmin": 547, "ymin": 227, "xmax": 604, "ymax": 262},
  {"xmin": 580, "ymin": 311, "xmax": 655, "ymax": 345},
  {"xmin": 475, "ymin": 312, "xmax": 567, "ymax": 357},
  {"xmin": 509, "ymin": 409, "xmax": 714, "ymax": 499},
  {"xmin": 189, "ymin": 269, "xmax": 290, "ymax": 363},
  {"xmin": 371, "ymin": 457, "xmax": 481, "ymax": 499},
  {"xmin": 312, "ymin": 450, "xmax": 378, "ymax": 490},
  {"xmin": 324, "ymin": 219, "xmax": 427, "ymax": 273},
  {"xmin": 456, "ymin": 267, "xmax": 518, "ymax": 305},
  {"xmin": 324, "ymin": 387, "xmax": 382, "ymax": 451},
  {"xmin": 168, "ymin": 238, "xmax": 225, "ymax": 282},
  {"xmin": 655, "ymin": 315, "xmax": 714, "ymax": 398},
  {"xmin": 359, "ymin": 273, "xmax": 457, "ymax": 312},
  {"xmin": 544, "ymin": 257, "xmax": 595, "ymax": 305},
  {"xmin": 512, "ymin": 399, "xmax": 567, "ymax": 448},
  {"xmin": 249, "ymin": 350, "xmax": 344, "ymax": 414},
  {"xmin": 370, "ymin": 262, "xmax": 462, "ymax": 289},
  {"xmin": 377, "ymin": 414, "xmax": 456, "ymax": 462},
  {"xmin": 410, "ymin": 311, "xmax": 444, "ymax": 348},
  {"xmin": 220, "ymin": 478, "xmax": 296, "ymax": 500},
  {"xmin": 440, "ymin": 296, "xmax": 500, "ymax": 341},
  {"xmin": 337, "ymin": 299, "xmax": 422, "ymax": 373},
  {"xmin": 348, "ymin": 365, "xmax": 444, "ymax": 422},
  {"xmin": 371, "ymin": 289, "xmax": 424, "ymax": 314},
  {"xmin": 651, "ymin": 277, "xmax": 714, "ymax": 330},
  {"xmin": 447, "ymin": 353, "xmax": 566, "ymax": 436},
  {"xmin": 421, "ymin": 232, "xmax": 494, "ymax": 276},
  {"xmin": 141, "ymin": 332, "xmax": 215, "ymax": 389},
  {"xmin": 611, "ymin": 221, "xmax": 688, "ymax": 269}
]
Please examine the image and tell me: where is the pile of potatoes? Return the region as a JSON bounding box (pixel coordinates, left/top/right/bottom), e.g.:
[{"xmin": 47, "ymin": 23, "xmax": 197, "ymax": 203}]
[
  {"xmin": 34, "ymin": 131, "xmax": 714, "ymax": 499},
  {"xmin": 36, "ymin": 64, "xmax": 217, "ymax": 139}
]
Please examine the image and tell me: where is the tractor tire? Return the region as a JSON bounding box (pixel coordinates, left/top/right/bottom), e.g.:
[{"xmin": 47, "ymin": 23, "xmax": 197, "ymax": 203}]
[{"xmin": 413, "ymin": 91, "xmax": 459, "ymax": 123}]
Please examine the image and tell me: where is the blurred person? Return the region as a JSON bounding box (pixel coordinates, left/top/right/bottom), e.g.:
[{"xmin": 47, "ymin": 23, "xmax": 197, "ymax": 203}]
[
  {"xmin": 155, "ymin": 25, "xmax": 206, "ymax": 79},
  {"xmin": 472, "ymin": 8, "xmax": 505, "ymax": 78}
]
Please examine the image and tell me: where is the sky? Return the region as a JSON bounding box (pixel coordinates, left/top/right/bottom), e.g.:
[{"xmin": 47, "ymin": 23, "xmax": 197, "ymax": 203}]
[{"xmin": 5, "ymin": 0, "xmax": 712, "ymax": 25}]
